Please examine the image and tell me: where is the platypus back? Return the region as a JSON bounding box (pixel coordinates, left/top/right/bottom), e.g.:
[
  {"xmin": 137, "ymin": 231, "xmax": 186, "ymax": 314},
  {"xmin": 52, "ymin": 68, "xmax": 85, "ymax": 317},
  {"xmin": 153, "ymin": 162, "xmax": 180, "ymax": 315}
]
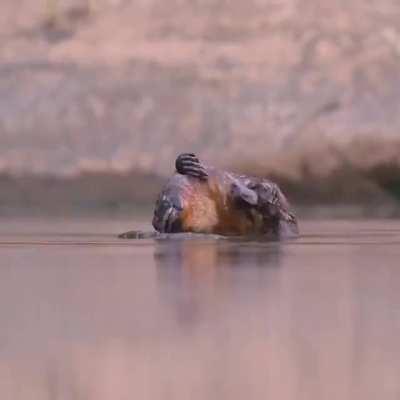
[{"xmin": 153, "ymin": 169, "xmax": 266, "ymax": 236}]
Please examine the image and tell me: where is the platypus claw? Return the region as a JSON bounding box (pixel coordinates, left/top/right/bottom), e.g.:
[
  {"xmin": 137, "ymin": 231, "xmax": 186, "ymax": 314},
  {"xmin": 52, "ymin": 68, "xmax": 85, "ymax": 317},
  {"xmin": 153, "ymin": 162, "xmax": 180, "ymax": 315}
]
[{"xmin": 175, "ymin": 153, "xmax": 208, "ymax": 180}]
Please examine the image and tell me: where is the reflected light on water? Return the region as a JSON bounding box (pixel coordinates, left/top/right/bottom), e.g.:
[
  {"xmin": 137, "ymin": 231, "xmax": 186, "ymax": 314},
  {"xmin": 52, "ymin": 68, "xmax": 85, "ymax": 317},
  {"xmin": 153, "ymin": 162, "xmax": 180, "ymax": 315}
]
[{"xmin": 0, "ymin": 218, "xmax": 399, "ymax": 399}]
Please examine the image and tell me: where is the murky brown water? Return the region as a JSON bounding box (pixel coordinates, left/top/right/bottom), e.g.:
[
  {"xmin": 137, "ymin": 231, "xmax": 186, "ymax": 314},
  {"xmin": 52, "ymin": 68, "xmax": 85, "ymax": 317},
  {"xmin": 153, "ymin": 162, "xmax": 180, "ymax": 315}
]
[{"xmin": 0, "ymin": 217, "xmax": 400, "ymax": 400}]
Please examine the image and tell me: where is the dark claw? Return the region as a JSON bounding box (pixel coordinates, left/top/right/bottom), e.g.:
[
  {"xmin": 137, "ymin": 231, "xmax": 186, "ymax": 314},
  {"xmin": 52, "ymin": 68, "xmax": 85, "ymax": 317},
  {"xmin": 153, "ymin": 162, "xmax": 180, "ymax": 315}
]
[
  {"xmin": 181, "ymin": 160, "xmax": 203, "ymax": 168},
  {"xmin": 181, "ymin": 157, "xmax": 201, "ymax": 166},
  {"xmin": 177, "ymin": 153, "xmax": 199, "ymax": 162},
  {"xmin": 181, "ymin": 167, "xmax": 208, "ymax": 179},
  {"xmin": 175, "ymin": 153, "xmax": 208, "ymax": 179},
  {"xmin": 181, "ymin": 163, "xmax": 208, "ymax": 176}
]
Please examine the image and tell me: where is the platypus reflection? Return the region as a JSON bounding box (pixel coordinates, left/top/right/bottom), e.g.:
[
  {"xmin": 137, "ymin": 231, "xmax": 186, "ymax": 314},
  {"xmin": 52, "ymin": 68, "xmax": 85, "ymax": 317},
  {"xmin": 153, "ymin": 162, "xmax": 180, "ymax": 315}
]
[{"xmin": 120, "ymin": 153, "xmax": 298, "ymax": 239}]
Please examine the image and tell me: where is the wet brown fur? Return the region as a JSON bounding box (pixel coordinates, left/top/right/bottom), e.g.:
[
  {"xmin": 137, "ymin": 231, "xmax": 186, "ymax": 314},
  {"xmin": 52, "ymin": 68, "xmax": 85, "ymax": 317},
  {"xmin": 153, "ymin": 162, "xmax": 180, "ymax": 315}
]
[{"xmin": 180, "ymin": 170, "xmax": 265, "ymax": 236}]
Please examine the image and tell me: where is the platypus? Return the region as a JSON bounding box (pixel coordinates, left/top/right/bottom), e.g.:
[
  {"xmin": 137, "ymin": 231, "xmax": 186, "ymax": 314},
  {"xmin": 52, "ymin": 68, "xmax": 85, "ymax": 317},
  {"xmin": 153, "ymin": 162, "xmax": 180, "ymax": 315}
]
[{"xmin": 149, "ymin": 153, "xmax": 298, "ymax": 239}]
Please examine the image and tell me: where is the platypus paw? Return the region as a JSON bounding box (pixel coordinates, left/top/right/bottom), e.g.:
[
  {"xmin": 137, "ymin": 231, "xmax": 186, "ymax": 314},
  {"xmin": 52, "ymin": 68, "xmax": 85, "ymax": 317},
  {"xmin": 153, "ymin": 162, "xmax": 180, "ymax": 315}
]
[{"xmin": 175, "ymin": 153, "xmax": 208, "ymax": 180}]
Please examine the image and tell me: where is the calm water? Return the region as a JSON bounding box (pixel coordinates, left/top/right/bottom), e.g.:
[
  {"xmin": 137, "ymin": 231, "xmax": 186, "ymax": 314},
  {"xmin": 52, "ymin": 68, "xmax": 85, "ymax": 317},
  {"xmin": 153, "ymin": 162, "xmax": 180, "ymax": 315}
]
[{"xmin": 0, "ymin": 217, "xmax": 400, "ymax": 400}]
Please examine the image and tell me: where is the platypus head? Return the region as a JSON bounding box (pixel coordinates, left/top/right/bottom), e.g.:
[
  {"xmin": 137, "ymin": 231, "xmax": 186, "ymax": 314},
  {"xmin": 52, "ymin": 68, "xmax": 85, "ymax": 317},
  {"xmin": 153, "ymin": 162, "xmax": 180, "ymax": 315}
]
[
  {"xmin": 152, "ymin": 193, "xmax": 183, "ymax": 233},
  {"xmin": 152, "ymin": 175, "xmax": 188, "ymax": 233}
]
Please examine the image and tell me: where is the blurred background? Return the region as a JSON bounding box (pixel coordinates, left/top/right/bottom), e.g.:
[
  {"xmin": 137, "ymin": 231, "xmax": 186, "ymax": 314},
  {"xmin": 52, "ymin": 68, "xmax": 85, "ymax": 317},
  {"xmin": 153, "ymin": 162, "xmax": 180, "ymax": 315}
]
[{"xmin": 2, "ymin": 0, "xmax": 400, "ymax": 216}]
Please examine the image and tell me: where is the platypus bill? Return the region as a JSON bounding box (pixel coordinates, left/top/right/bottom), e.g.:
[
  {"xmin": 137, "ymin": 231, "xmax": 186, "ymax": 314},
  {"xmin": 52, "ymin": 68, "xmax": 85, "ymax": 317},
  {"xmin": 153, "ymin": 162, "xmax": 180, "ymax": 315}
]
[{"xmin": 119, "ymin": 153, "xmax": 299, "ymax": 240}]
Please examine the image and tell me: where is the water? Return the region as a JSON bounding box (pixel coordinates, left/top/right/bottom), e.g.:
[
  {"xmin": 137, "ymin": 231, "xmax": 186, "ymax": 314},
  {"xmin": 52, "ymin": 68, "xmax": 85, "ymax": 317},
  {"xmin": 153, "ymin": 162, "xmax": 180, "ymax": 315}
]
[{"xmin": 0, "ymin": 217, "xmax": 400, "ymax": 400}]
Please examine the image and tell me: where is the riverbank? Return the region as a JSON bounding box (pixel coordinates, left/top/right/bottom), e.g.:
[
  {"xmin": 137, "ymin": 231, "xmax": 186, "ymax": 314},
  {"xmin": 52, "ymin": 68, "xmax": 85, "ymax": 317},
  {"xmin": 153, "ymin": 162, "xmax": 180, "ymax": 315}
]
[
  {"xmin": 0, "ymin": 160, "xmax": 399, "ymax": 218},
  {"xmin": 2, "ymin": 1, "xmax": 400, "ymax": 182}
]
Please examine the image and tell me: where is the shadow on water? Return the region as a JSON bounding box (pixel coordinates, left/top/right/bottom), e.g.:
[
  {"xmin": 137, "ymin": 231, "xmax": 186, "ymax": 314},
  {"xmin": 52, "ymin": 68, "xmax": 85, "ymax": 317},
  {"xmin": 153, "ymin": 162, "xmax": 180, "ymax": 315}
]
[
  {"xmin": 154, "ymin": 237, "xmax": 282, "ymax": 270},
  {"xmin": 154, "ymin": 239, "xmax": 281, "ymax": 327}
]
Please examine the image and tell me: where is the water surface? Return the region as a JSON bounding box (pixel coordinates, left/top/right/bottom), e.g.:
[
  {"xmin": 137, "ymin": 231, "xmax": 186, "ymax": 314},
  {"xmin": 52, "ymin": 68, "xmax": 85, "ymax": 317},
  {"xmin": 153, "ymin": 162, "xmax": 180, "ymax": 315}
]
[{"xmin": 0, "ymin": 217, "xmax": 399, "ymax": 400}]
